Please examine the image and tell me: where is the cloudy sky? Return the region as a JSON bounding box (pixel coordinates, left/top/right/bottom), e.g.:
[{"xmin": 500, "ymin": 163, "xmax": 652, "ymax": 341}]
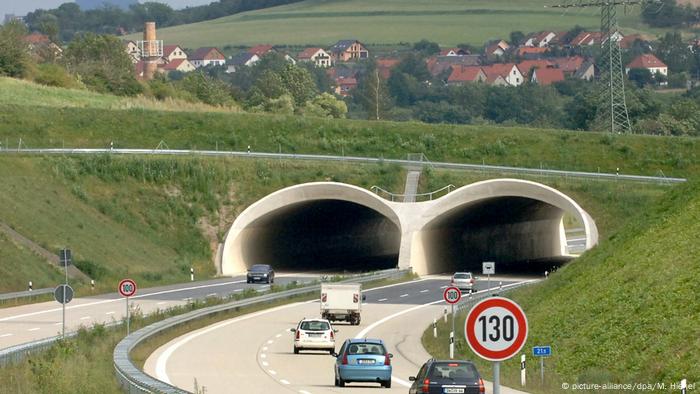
[{"xmin": 1, "ymin": 1, "xmax": 213, "ymax": 17}]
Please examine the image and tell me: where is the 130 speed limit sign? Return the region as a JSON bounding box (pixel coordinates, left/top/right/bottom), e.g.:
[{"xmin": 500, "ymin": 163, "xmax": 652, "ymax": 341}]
[{"xmin": 464, "ymin": 297, "xmax": 528, "ymax": 362}]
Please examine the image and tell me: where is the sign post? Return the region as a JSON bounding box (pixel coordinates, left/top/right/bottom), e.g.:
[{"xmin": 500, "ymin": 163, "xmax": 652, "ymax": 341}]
[
  {"xmin": 443, "ymin": 286, "xmax": 461, "ymax": 359},
  {"xmin": 465, "ymin": 297, "xmax": 528, "ymax": 394},
  {"xmin": 54, "ymin": 284, "xmax": 74, "ymax": 337},
  {"xmin": 533, "ymin": 346, "xmax": 552, "ymax": 385},
  {"xmin": 118, "ymin": 279, "xmax": 137, "ymax": 335},
  {"xmin": 58, "ymin": 249, "xmax": 72, "ymax": 337},
  {"xmin": 482, "ymin": 262, "xmax": 495, "ymax": 294}
]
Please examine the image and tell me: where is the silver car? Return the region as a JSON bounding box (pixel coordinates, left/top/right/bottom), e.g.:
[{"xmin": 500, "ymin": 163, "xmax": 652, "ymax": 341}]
[{"xmin": 451, "ymin": 272, "xmax": 475, "ymax": 293}]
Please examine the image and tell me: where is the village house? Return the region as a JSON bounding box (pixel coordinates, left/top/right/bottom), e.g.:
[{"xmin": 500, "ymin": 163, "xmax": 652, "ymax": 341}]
[
  {"xmin": 297, "ymin": 47, "xmax": 332, "ymax": 68},
  {"xmin": 426, "ymin": 55, "xmax": 481, "ymax": 77},
  {"xmin": 531, "ymin": 67, "xmax": 565, "ymax": 85},
  {"xmin": 158, "ymin": 59, "xmax": 196, "ymax": 74},
  {"xmin": 226, "ymin": 52, "xmax": 260, "ymax": 73},
  {"xmin": 334, "ymin": 77, "xmax": 358, "ymax": 96},
  {"xmin": 481, "ymin": 63, "xmax": 524, "ymax": 86},
  {"xmin": 440, "ymin": 47, "xmax": 470, "ymax": 56},
  {"xmin": 569, "ymin": 31, "xmax": 603, "ymax": 47},
  {"xmin": 162, "ymin": 45, "xmax": 188, "ymax": 63},
  {"xmin": 124, "ymin": 40, "xmax": 141, "ymax": 63},
  {"xmin": 525, "ymin": 31, "xmax": 557, "ymax": 48},
  {"xmin": 329, "ymin": 40, "xmax": 369, "ymax": 63},
  {"xmin": 23, "ymin": 32, "xmax": 63, "ymax": 60},
  {"xmin": 626, "ymin": 53, "xmax": 668, "ymax": 76},
  {"xmin": 446, "ymin": 65, "xmax": 487, "ymax": 85},
  {"xmin": 516, "ymin": 46, "xmax": 549, "ymax": 58},
  {"xmin": 485, "ymin": 40, "xmax": 510, "ymax": 57},
  {"xmin": 190, "ymin": 47, "xmax": 226, "ymax": 68},
  {"xmin": 376, "ymin": 58, "xmax": 400, "ymax": 79},
  {"xmin": 516, "ymin": 59, "xmax": 554, "ymax": 78}
]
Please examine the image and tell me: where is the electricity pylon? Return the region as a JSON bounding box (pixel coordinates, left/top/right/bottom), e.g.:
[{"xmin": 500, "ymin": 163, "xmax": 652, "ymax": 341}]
[{"xmin": 550, "ymin": 0, "xmax": 657, "ymax": 133}]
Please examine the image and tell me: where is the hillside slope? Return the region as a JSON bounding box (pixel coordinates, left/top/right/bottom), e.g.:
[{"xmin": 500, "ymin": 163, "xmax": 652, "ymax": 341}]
[
  {"xmin": 425, "ymin": 180, "xmax": 700, "ymax": 386},
  {"xmin": 141, "ymin": 0, "xmax": 665, "ymax": 47}
]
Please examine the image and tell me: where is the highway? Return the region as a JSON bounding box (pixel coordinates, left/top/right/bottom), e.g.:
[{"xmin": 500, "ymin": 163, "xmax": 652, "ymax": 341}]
[
  {"xmin": 145, "ymin": 276, "xmax": 533, "ymax": 394},
  {"xmin": 0, "ymin": 273, "xmax": 317, "ymax": 349}
]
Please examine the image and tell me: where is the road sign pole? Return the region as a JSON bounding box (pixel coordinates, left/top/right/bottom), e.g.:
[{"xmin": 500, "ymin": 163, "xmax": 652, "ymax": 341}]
[
  {"xmin": 541, "ymin": 356, "xmax": 545, "ymax": 386},
  {"xmin": 62, "ymin": 286, "xmax": 66, "ymax": 338},
  {"xmin": 493, "ymin": 361, "xmax": 500, "ymax": 394},
  {"xmin": 126, "ymin": 296, "xmax": 130, "ymax": 336},
  {"xmin": 521, "ymin": 354, "xmax": 526, "ymax": 386},
  {"xmin": 487, "ymin": 274, "xmax": 491, "ymax": 295},
  {"xmin": 450, "ymin": 303, "xmax": 455, "ymax": 359}
]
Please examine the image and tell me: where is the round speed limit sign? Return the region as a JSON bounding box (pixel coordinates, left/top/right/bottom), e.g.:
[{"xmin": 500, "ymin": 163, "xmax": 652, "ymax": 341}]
[
  {"xmin": 464, "ymin": 297, "xmax": 528, "ymax": 362},
  {"xmin": 118, "ymin": 279, "xmax": 137, "ymax": 298},
  {"xmin": 443, "ymin": 286, "xmax": 462, "ymax": 304}
]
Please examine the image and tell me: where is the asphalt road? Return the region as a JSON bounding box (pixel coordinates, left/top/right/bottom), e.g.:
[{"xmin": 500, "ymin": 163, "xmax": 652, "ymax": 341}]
[
  {"xmin": 145, "ymin": 276, "xmax": 532, "ymax": 394},
  {"xmin": 0, "ymin": 273, "xmax": 317, "ymax": 349}
]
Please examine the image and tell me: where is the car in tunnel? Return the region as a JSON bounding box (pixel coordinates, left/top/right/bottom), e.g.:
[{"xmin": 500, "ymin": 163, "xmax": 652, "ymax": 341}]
[
  {"xmin": 408, "ymin": 359, "xmax": 484, "ymax": 394},
  {"xmin": 451, "ymin": 272, "xmax": 475, "ymax": 293},
  {"xmin": 291, "ymin": 318, "xmax": 337, "ymax": 354},
  {"xmin": 246, "ymin": 264, "xmax": 275, "ymax": 284},
  {"xmin": 332, "ymin": 338, "xmax": 393, "ymax": 388}
]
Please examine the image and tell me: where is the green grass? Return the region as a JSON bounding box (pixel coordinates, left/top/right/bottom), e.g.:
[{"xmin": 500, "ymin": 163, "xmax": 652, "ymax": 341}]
[
  {"xmin": 0, "ymin": 155, "xmax": 404, "ymax": 293},
  {"xmin": 130, "ymin": 0, "xmax": 675, "ymax": 48},
  {"xmin": 423, "ymin": 180, "xmax": 700, "ymax": 389},
  {"xmin": 0, "ymin": 232, "xmax": 65, "ymax": 293}
]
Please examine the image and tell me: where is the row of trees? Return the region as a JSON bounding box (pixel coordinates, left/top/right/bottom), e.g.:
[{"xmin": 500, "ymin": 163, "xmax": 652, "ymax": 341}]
[
  {"xmin": 641, "ymin": 0, "xmax": 700, "ymax": 28},
  {"xmin": 25, "ymin": 0, "xmax": 304, "ymax": 42}
]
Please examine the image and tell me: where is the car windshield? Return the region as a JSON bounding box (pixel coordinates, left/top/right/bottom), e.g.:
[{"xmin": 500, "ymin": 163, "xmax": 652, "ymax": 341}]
[
  {"xmin": 250, "ymin": 265, "xmax": 269, "ymax": 271},
  {"xmin": 429, "ymin": 363, "xmax": 478, "ymax": 380},
  {"xmin": 453, "ymin": 273, "xmax": 471, "ymax": 279},
  {"xmin": 299, "ymin": 321, "xmax": 330, "ymax": 331},
  {"xmin": 346, "ymin": 343, "xmax": 386, "ymax": 355}
]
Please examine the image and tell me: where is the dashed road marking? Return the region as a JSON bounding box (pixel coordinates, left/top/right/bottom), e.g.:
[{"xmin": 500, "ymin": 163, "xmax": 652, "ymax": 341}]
[
  {"xmin": 400, "ymin": 294, "xmax": 409, "ymax": 298},
  {"xmin": 182, "ymin": 298, "xmax": 192, "ymax": 302},
  {"xmin": 280, "ymin": 379, "xmax": 290, "ymax": 385},
  {"xmin": 299, "ymin": 391, "xmax": 311, "ymax": 394},
  {"xmin": 440, "ymin": 285, "xmax": 448, "ymax": 289},
  {"xmin": 106, "ymin": 311, "xmax": 115, "ymax": 315},
  {"xmin": 207, "ymin": 293, "xmax": 217, "ymax": 297},
  {"xmin": 261, "ymin": 354, "xmax": 267, "ymax": 359},
  {"xmin": 80, "ymin": 316, "xmax": 91, "ymax": 320},
  {"xmin": 275, "ymin": 334, "xmax": 282, "ymax": 338},
  {"xmin": 269, "ymin": 370, "xmax": 277, "ymax": 375},
  {"xmin": 262, "ymin": 361, "xmax": 269, "ymax": 367},
  {"xmin": 54, "ymin": 322, "xmax": 62, "ymax": 326},
  {"xmin": 263, "ymin": 346, "xmax": 268, "ymax": 351},
  {"xmin": 28, "ymin": 328, "xmax": 40, "ymax": 332},
  {"xmin": 157, "ymin": 302, "xmax": 166, "ymax": 305},
  {"xmin": 267, "ymin": 339, "xmax": 274, "ymax": 344},
  {"xmin": 234, "ymin": 289, "xmax": 244, "ymax": 292},
  {"xmin": 0, "ymin": 333, "xmax": 13, "ymax": 338},
  {"xmin": 377, "ymin": 298, "xmax": 387, "ymax": 302},
  {"xmin": 420, "ymin": 289, "xmax": 429, "ymax": 293}
]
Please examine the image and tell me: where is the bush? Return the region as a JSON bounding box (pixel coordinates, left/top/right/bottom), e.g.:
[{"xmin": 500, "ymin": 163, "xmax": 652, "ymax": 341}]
[{"xmin": 33, "ymin": 63, "xmax": 81, "ymax": 89}]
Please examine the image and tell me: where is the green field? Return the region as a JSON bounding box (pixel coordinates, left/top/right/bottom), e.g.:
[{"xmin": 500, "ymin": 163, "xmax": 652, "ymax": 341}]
[
  {"xmin": 132, "ymin": 0, "xmax": 670, "ymax": 48},
  {"xmin": 423, "ymin": 179, "xmax": 700, "ymax": 386}
]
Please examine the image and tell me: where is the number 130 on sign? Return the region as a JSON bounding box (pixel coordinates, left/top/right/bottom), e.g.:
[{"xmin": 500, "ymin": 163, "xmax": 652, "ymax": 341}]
[{"xmin": 464, "ymin": 297, "xmax": 528, "ymax": 362}]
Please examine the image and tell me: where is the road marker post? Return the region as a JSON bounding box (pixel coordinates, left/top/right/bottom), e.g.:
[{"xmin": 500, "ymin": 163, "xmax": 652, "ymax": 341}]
[
  {"xmin": 443, "ymin": 307, "xmax": 447, "ymax": 323},
  {"xmin": 28, "ymin": 281, "xmax": 32, "ymax": 291},
  {"xmin": 190, "ymin": 267, "xmax": 194, "ymax": 282},
  {"xmin": 433, "ymin": 318, "xmax": 437, "ymax": 338},
  {"xmin": 521, "ymin": 354, "xmax": 526, "ymax": 386},
  {"xmin": 118, "ymin": 279, "xmax": 137, "ymax": 336},
  {"xmin": 681, "ymin": 379, "xmax": 687, "ymax": 394},
  {"xmin": 465, "ymin": 297, "xmax": 528, "ymax": 394}
]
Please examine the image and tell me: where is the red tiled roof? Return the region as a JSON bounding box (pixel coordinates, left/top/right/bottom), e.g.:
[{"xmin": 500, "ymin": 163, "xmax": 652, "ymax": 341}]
[
  {"xmin": 298, "ymin": 47, "xmax": 323, "ymax": 59},
  {"xmin": 517, "ymin": 60, "xmax": 553, "ymax": 76},
  {"xmin": 159, "ymin": 59, "xmax": 187, "ymax": 71},
  {"xmin": 24, "ymin": 32, "xmax": 50, "ymax": 44},
  {"xmin": 517, "ymin": 47, "xmax": 548, "ymax": 56},
  {"xmin": 627, "ymin": 54, "xmax": 667, "ymax": 69},
  {"xmin": 249, "ymin": 44, "xmax": 274, "ymax": 56},
  {"xmin": 550, "ymin": 56, "xmax": 585, "ymax": 73},
  {"xmin": 163, "ymin": 45, "xmax": 184, "ymax": 58},
  {"xmin": 190, "ymin": 47, "xmax": 224, "ymax": 61},
  {"xmin": 570, "ymin": 32, "xmax": 603, "ymax": 46},
  {"xmin": 337, "ymin": 77, "xmax": 358, "ymax": 87},
  {"xmin": 447, "ymin": 66, "xmax": 484, "ymax": 83},
  {"xmin": 482, "ymin": 63, "xmax": 518, "ymax": 78},
  {"xmin": 619, "ymin": 34, "xmax": 645, "ymax": 49},
  {"xmin": 377, "ymin": 58, "xmax": 400, "ymax": 79},
  {"xmin": 534, "ymin": 68, "xmax": 565, "ymax": 85}
]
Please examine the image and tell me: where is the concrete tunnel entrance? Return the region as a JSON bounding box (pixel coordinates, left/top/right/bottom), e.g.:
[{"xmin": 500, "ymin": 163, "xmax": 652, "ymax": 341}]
[
  {"xmin": 420, "ymin": 196, "xmax": 571, "ymax": 275},
  {"xmin": 238, "ymin": 200, "xmax": 401, "ymax": 272}
]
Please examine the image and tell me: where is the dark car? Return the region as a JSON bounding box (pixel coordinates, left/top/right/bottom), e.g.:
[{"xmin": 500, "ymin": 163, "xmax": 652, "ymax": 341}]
[
  {"xmin": 409, "ymin": 359, "xmax": 484, "ymax": 394},
  {"xmin": 246, "ymin": 264, "xmax": 274, "ymax": 284}
]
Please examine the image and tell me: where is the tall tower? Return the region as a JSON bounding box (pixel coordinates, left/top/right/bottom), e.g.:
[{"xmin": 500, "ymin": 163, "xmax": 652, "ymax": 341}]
[{"xmin": 138, "ymin": 22, "xmax": 163, "ymax": 80}]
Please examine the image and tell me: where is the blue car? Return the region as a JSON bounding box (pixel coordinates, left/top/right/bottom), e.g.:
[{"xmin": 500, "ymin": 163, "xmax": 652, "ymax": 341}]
[{"xmin": 332, "ymin": 338, "xmax": 393, "ymax": 388}]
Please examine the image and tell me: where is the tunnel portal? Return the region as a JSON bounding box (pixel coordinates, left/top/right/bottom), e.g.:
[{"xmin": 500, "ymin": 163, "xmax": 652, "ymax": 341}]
[{"xmin": 239, "ymin": 200, "xmax": 401, "ymax": 272}]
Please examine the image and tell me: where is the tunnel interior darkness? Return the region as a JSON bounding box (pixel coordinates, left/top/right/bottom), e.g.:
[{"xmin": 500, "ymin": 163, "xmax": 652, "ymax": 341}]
[
  {"xmin": 239, "ymin": 200, "xmax": 401, "ymax": 272},
  {"xmin": 422, "ymin": 196, "xmax": 572, "ymax": 274}
]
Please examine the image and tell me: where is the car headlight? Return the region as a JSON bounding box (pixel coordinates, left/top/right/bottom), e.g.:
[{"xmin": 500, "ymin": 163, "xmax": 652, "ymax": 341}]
[{"xmin": 263, "ymin": 273, "xmax": 268, "ymax": 277}]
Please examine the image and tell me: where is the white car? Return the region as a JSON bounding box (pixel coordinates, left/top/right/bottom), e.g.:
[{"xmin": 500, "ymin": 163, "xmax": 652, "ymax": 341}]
[
  {"xmin": 291, "ymin": 318, "xmax": 337, "ymax": 354},
  {"xmin": 451, "ymin": 272, "xmax": 476, "ymax": 293}
]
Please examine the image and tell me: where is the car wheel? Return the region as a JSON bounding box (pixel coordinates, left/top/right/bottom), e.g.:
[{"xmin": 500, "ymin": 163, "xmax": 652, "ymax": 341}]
[
  {"xmin": 334, "ymin": 375, "xmax": 339, "ymax": 387},
  {"xmin": 329, "ymin": 348, "xmax": 335, "ymax": 354},
  {"xmin": 338, "ymin": 376, "xmax": 345, "ymax": 387},
  {"xmin": 293, "ymin": 346, "xmax": 299, "ymax": 354},
  {"xmin": 382, "ymin": 379, "xmax": 392, "ymax": 388}
]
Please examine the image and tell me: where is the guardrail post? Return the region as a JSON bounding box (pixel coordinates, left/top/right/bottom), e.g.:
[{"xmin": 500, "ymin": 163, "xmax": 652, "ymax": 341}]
[
  {"xmin": 433, "ymin": 318, "xmax": 437, "ymax": 338},
  {"xmin": 28, "ymin": 281, "xmax": 32, "ymax": 292}
]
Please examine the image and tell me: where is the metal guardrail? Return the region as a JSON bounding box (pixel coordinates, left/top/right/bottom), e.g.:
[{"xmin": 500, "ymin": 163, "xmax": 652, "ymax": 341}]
[
  {"xmin": 0, "ymin": 288, "xmax": 53, "ymax": 301},
  {"xmin": 0, "ymin": 148, "xmax": 686, "ymax": 185},
  {"xmin": 370, "ymin": 184, "xmax": 456, "ymax": 202},
  {"xmin": 114, "ymin": 269, "xmax": 410, "ymax": 394},
  {"xmin": 453, "ymin": 280, "xmax": 541, "ymax": 314}
]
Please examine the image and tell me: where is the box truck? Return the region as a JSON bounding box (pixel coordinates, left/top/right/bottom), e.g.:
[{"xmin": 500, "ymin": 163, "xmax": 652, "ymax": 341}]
[{"xmin": 320, "ymin": 283, "xmax": 364, "ymax": 325}]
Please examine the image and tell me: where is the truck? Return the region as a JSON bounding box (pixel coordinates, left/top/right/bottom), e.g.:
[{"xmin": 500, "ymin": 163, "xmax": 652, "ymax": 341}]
[{"xmin": 320, "ymin": 283, "xmax": 364, "ymax": 325}]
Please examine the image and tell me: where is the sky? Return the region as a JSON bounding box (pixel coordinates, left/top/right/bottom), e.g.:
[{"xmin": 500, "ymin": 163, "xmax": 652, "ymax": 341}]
[{"xmin": 0, "ymin": 0, "xmax": 213, "ymax": 17}]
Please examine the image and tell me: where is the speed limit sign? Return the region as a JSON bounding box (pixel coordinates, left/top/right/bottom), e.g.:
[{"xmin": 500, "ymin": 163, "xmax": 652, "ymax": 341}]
[
  {"xmin": 118, "ymin": 279, "xmax": 137, "ymax": 297},
  {"xmin": 443, "ymin": 286, "xmax": 462, "ymax": 304},
  {"xmin": 464, "ymin": 297, "xmax": 528, "ymax": 362}
]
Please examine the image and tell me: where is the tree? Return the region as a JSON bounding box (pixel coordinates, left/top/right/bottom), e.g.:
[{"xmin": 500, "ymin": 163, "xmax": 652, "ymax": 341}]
[
  {"xmin": 303, "ymin": 93, "xmax": 348, "ymax": 118},
  {"xmin": 354, "ymin": 63, "xmax": 392, "ymax": 120},
  {"xmin": 655, "ymin": 32, "xmax": 694, "ymax": 73},
  {"xmin": 0, "ymin": 21, "xmax": 30, "ymax": 78},
  {"xmin": 63, "ymin": 33, "xmax": 142, "ymax": 96},
  {"xmin": 279, "ymin": 64, "xmax": 318, "ymax": 106},
  {"xmin": 178, "ymin": 72, "xmax": 234, "ymax": 106},
  {"xmin": 627, "ymin": 68, "xmax": 654, "ymax": 88},
  {"xmin": 509, "ymin": 31, "xmax": 526, "ymax": 47},
  {"xmin": 413, "ymin": 39, "xmax": 440, "ymax": 56}
]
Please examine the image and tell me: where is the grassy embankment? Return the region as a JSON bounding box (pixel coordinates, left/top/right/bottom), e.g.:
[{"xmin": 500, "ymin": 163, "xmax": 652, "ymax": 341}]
[
  {"xmin": 423, "ymin": 180, "xmax": 700, "ymax": 389},
  {"xmin": 137, "ymin": 0, "xmax": 672, "ymax": 48},
  {"xmin": 0, "ymin": 272, "xmax": 417, "ymax": 394}
]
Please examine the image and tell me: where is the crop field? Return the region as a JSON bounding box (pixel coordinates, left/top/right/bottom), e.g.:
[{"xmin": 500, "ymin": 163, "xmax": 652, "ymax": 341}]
[{"xmin": 138, "ymin": 0, "xmax": 668, "ymax": 48}]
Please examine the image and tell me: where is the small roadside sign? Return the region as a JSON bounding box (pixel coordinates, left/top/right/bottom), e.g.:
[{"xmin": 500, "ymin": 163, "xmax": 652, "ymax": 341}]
[
  {"xmin": 59, "ymin": 249, "xmax": 72, "ymax": 267},
  {"xmin": 533, "ymin": 346, "xmax": 551, "ymax": 357},
  {"xmin": 54, "ymin": 284, "xmax": 74, "ymax": 304},
  {"xmin": 483, "ymin": 262, "xmax": 495, "ymax": 275},
  {"xmin": 118, "ymin": 279, "xmax": 137, "ymax": 298},
  {"xmin": 443, "ymin": 286, "xmax": 462, "ymax": 304}
]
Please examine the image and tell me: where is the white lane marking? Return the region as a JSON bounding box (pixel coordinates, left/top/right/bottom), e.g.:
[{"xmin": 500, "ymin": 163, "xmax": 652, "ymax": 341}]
[
  {"xmin": 377, "ymin": 298, "xmax": 387, "ymax": 302},
  {"xmin": 206, "ymin": 293, "xmax": 217, "ymax": 297},
  {"xmin": 262, "ymin": 361, "xmax": 269, "ymax": 367},
  {"xmin": 280, "ymin": 379, "xmax": 290, "ymax": 385},
  {"xmin": 234, "ymin": 289, "xmax": 244, "ymax": 292},
  {"xmin": 0, "ymin": 333, "xmax": 13, "ymax": 338},
  {"xmin": 262, "ymin": 346, "xmax": 268, "ymax": 351},
  {"xmin": 155, "ymin": 301, "xmax": 316, "ymax": 384},
  {"xmin": 261, "ymin": 354, "xmax": 267, "ymax": 359},
  {"xmin": 356, "ymin": 280, "xmax": 533, "ymax": 388},
  {"xmin": 106, "ymin": 311, "xmax": 115, "ymax": 315},
  {"xmin": 182, "ymin": 298, "xmax": 192, "ymax": 302},
  {"xmin": 275, "ymin": 334, "xmax": 282, "ymax": 338},
  {"xmin": 420, "ymin": 289, "xmax": 429, "ymax": 293},
  {"xmin": 299, "ymin": 391, "xmax": 311, "ymax": 394},
  {"xmin": 267, "ymin": 339, "xmax": 274, "ymax": 344},
  {"xmin": 157, "ymin": 302, "xmax": 166, "ymax": 305},
  {"xmin": 400, "ymin": 294, "xmax": 409, "ymax": 298},
  {"xmin": 440, "ymin": 285, "xmax": 448, "ymax": 289},
  {"xmin": 28, "ymin": 328, "xmax": 40, "ymax": 332},
  {"xmin": 0, "ymin": 279, "xmax": 248, "ymax": 323},
  {"xmin": 269, "ymin": 370, "xmax": 277, "ymax": 375},
  {"xmin": 80, "ymin": 316, "xmax": 91, "ymax": 320},
  {"xmin": 54, "ymin": 322, "xmax": 62, "ymax": 326}
]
